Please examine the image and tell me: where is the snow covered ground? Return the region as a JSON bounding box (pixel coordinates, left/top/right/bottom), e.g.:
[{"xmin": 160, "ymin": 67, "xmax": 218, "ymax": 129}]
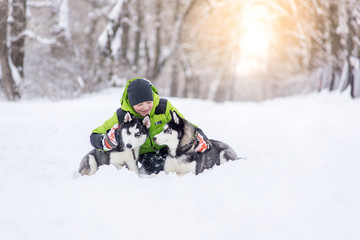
[{"xmin": 1, "ymin": 88, "xmax": 359, "ymax": 240}]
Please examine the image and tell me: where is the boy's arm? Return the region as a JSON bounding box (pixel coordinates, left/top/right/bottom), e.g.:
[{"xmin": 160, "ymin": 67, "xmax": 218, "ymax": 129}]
[{"xmin": 90, "ymin": 111, "xmax": 119, "ymax": 150}]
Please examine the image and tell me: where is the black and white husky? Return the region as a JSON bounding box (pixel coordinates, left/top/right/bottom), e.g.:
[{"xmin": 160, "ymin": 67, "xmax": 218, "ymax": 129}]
[
  {"xmin": 153, "ymin": 111, "xmax": 238, "ymax": 175},
  {"xmin": 79, "ymin": 112, "xmax": 150, "ymax": 176}
]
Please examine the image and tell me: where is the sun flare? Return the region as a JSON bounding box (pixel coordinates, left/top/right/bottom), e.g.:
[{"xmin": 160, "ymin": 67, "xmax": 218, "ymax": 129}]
[{"xmin": 237, "ymin": 4, "xmax": 273, "ymax": 76}]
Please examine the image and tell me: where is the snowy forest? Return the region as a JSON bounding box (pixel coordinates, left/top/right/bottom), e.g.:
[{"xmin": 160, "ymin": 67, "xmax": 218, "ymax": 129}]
[
  {"xmin": 1, "ymin": 1, "xmax": 360, "ymax": 239},
  {"xmin": 1, "ymin": 0, "xmax": 360, "ymax": 101}
]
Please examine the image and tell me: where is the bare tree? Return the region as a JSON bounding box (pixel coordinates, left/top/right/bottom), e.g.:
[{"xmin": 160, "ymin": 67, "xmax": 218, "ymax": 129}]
[
  {"xmin": 133, "ymin": 0, "xmax": 142, "ymax": 68},
  {"xmin": 119, "ymin": 0, "xmax": 130, "ymax": 65},
  {"xmin": 149, "ymin": 0, "xmax": 162, "ymax": 79},
  {"xmin": 0, "ymin": 0, "xmax": 21, "ymax": 100},
  {"xmin": 264, "ymin": 0, "xmax": 360, "ymax": 98},
  {"xmin": 10, "ymin": 0, "xmax": 27, "ymax": 78},
  {"xmin": 94, "ymin": 0, "xmax": 200, "ymax": 86},
  {"xmin": 8, "ymin": 0, "xmax": 359, "ymax": 100},
  {"xmin": 154, "ymin": 0, "xmax": 198, "ymax": 79}
]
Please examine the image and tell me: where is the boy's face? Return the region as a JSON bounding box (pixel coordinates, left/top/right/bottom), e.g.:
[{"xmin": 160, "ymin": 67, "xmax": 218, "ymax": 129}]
[{"xmin": 133, "ymin": 101, "xmax": 153, "ymax": 117}]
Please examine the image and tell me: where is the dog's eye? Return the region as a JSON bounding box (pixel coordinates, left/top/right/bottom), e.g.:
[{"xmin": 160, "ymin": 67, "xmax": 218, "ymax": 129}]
[
  {"xmin": 164, "ymin": 128, "xmax": 172, "ymax": 134},
  {"xmin": 135, "ymin": 132, "xmax": 141, "ymax": 137}
]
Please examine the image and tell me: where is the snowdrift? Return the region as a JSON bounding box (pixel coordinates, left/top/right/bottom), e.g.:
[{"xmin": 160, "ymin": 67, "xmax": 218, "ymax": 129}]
[{"xmin": 1, "ymin": 88, "xmax": 359, "ymax": 240}]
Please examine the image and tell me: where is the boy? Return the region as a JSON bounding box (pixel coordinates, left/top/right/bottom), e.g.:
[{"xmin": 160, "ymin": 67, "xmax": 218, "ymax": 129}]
[{"xmin": 90, "ymin": 78, "xmax": 210, "ymax": 174}]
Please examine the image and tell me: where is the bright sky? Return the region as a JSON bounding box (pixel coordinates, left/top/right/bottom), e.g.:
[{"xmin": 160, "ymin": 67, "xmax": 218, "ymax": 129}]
[{"xmin": 236, "ymin": 4, "xmax": 273, "ymax": 76}]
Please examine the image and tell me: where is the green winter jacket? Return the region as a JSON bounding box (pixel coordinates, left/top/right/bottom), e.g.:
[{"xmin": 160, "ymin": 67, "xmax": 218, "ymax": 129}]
[{"xmin": 91, "ymin": 78, "xmax": 185, "ymax": 155}]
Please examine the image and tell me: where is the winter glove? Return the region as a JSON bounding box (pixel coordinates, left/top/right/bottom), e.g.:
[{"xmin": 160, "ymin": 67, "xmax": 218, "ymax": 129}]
[
  {"xmin": 102, "ymin": 123, "xmax": 120, "ymax": 150},
  {"xmin": 194, "ymin": 131, "xmax": 211, "ymax": 153}
]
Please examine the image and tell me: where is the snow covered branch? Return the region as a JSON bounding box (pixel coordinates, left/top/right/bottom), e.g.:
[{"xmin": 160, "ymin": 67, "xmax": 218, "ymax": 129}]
[
  {"xmin": 11, "ymin": 29, "xmax": 57, "ymax": 45},
  {"xmin": 27, "ymin": 1, "xmax": 52, "ymax": 8}
]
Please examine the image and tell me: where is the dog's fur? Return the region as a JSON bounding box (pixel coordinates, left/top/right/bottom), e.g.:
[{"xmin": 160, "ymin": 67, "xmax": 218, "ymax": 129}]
[
  {"xmin": 79, "ymin": 112, "xmax": 150, "ymax": 176},
  {"xmin": 153, "ymin": 111, "xmax": 238, "ymax": 175}
]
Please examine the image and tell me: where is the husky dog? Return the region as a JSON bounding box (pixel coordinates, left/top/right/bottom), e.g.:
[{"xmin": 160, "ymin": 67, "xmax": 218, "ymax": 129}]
[
  {"xmin": 79, "ymin": 112, "xmax": 150, "ymax": 176},
  {"xmin": 153, "ymin": 111, "xmax": 238, "ymax": 175}
]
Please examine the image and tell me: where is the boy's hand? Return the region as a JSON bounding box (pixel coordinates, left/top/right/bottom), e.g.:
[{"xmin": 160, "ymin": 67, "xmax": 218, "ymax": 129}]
[{"xmin": 102, "ymin": 123, "xmax": 120, "ymax": 150}]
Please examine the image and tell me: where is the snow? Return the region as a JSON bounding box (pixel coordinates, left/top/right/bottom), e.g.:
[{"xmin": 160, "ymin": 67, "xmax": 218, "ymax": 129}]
[
  {"xmin": 58, "ymin": 0, "xmax": 71, "ymax": 40},
  {"xmin": 1, "ymin": 88, "xmax": 360, "ymax": 240},
  {"xmin": 8, "ymin": 55, "xmax": 22, "ymax": 85},
  {"xmin": 339, "ymin": 61, "xmax": 349, "ymax": 91},
  {"xmin": 97, "ymin": 0, "xmax": 124, "ymax": 49},
  {"xmin": 108, "ymin": 0, "xmax": 124, "ymax": 20},
  {"xmin": 111, "ymin": 28, "xmax": 122, "ymax": 58}
]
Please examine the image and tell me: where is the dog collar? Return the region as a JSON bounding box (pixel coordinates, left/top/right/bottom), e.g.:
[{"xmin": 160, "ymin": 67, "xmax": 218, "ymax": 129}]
[{"xmin": 175, "ymin": 132, "xmax": 198, "ymax": 156}]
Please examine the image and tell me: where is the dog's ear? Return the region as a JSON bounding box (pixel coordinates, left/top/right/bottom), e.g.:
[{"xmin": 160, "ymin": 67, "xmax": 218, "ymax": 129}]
[
  {"xmin": 142, "ymin": 115, "xmax": 151, "ymax": 129},
  {"xmin": 172, "ymin": 111, "xmax": 180, "ymax": 125},
  {"xmin": 124, "ymin": 112, "xmax": 132, "ymax": 123}
]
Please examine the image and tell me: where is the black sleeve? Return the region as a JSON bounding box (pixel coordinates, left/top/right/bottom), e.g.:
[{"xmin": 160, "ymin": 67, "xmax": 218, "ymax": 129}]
[
  {"xmin": 155, "ymin": 98, "xmax": 168, "ymax": 114},
  {"xmin": 117, "ymin": 108, "xmax": 127, "ymax": 122},
  {"xmin": 89, "ymin": 107, "xmax": 125, "ymax": 150},
  {"xmin": 90, "ymin": 132, "xmax": 104, "ymax": 150}
]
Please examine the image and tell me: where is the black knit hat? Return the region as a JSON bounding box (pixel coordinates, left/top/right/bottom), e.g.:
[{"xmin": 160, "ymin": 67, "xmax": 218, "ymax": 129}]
[{"xmin": 127, "ymin": 78, "xmax": 154, "ymax": 106}]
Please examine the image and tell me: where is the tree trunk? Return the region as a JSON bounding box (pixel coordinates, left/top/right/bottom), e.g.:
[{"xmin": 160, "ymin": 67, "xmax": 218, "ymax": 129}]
[
  {"xmin": 309, "ymin": 1, "xmax": 324, "ymax": 71},
  {"xmin": 153, "ymin": 0, "xmax": 198, "ymax": 80},
  {"xmin": 151, "ymin": 0, "xmax": 162, "ymax": 79},
  {"xmin": 169, "ymin": 0, "xmax": 180, "ymax": 97},
  {"xmin": 328, "ymin": 3, "xmax": 342, "ymax": 90},
  {"xmin": 170, "ymin": 59, "xmax": 179, "ymax": 97},
  {"xmin": 133, "ymin": 0, "xmax": 142, "ymax": 68},
  {"xmin": 0, "ymin": 0, "xmax": 20, "ymax": 100},
  {"xmin": 346, "ymin": 7, "xmax": 355, "ymax": 98},
  {"xmin": 120, "ymin": 0, "xmax": 130, "ymax": 65},
  {"xmin": 10, "ymin": 0, "xmax": 27, "ymax": 78}
]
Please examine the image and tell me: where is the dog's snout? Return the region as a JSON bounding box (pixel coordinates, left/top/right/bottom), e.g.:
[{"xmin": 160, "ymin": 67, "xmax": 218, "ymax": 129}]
[{"xmin": 126, "ymin": 143, "xmax": 132, "ymax": 149}]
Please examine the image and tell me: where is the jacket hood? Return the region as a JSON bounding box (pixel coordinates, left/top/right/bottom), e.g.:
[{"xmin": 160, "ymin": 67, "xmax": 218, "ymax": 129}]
[{"xmin": 120, "ymin": 78, "xmax": 160, "ymax": 118}]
